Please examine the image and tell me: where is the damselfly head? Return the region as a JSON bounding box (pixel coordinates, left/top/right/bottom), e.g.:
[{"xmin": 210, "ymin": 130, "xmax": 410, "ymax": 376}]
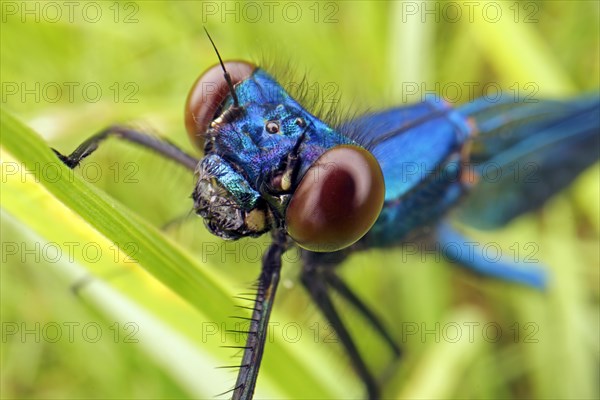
[{"xmin": 186, "ymin": 34, "xmax": 384, "ymax": 252}]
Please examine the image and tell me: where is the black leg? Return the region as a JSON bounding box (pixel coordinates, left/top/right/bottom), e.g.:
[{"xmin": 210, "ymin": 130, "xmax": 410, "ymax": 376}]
[
  {"xmin": 301, "ymin": 262, "xmax": 379, "ymax": 400},
  {"xmin": 232, "ymin": 230, "xmax": 288, "ymax": 400},
  {"xmin": 324, "ymin": 270, "xmax": 401, "ymax": 358},
  {"xmin": 53, "ymin": 125, "xmax": 199, "ymax": 171}
]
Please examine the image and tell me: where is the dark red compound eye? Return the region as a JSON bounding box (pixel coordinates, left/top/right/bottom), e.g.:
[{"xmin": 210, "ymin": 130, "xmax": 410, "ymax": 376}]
[
  {"xmin": 184, "ymin": 61, "xmax": 256, "ymax": 151},
  {"xmin": 286, "ymin": 145, "xmax": 385, "ymax": 252}
]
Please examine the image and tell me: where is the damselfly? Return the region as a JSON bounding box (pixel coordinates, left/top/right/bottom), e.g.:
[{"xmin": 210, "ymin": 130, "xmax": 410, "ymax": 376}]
[{"xmin": 53, "ymin": 32, "xmax": 600, "ymax": 399}]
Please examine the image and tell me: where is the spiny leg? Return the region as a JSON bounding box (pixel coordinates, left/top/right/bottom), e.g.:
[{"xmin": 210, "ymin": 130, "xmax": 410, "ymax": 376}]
[
  {"xmin": 301, "ymin": 262, "xmax": 379, "ymax": 400},
  {"xmin": 232, "ymin": 230, "xmax": 288, "ymax": 400},
  {"xmin": 323, "ymin": 270, "xmax": 401, "ymax": 357},
  {"xmin": 53, "ymin": 125, "xmax": 199, "ymax": 171}
]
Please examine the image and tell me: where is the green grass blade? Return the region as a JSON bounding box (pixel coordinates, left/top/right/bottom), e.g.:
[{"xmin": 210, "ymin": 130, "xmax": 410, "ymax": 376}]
[{"xmin": 1, "ymin": 107, "xmax": 233, "ymax": 318}]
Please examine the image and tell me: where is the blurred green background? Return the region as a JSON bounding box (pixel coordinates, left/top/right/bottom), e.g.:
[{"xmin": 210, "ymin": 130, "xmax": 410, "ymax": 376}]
[{"xmin": 1, "ymin": 1, "xmax": 599, "ymax": 399}]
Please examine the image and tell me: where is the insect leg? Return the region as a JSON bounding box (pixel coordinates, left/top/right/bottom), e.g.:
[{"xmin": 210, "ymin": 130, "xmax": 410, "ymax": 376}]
[
  {"xmin": 53, "ymin": 125, "xmax": 199, "ymax": 171},
  {"xmin": 232, "ymin": 231, "xmax": 288, "ymax": 400},
  {"xmin": 323, "ymin": 270, "xmax": 401, "ymax": 357},
  {"xmin": 301, "ymin": 262, "xmax": 379, "ymax": 400}
]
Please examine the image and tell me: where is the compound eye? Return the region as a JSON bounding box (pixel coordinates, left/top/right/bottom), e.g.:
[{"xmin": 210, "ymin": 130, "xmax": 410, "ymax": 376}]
[
  {"xmin": 184, "ymin": 61, "xmax": 256, "ymax": 151},
  {"xmin": 285, "ymin": 145, "xmax": 385, "ymax": 252}
]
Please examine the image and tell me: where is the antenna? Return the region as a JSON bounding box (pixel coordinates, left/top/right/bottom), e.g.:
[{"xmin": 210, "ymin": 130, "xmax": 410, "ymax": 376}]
[{"xmin": 203, "ymin": 27, "xmax": 240, "ymax": 107}]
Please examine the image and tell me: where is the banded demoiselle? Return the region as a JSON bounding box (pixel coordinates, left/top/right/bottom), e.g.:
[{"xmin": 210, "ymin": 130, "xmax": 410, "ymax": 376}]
[{"xmin": 53, "ymin": 32, "xmax": 599, "ymax": 399}]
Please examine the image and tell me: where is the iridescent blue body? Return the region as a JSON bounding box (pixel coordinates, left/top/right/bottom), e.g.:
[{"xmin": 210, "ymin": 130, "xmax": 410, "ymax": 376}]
[
  {"xmin": 196, "ymin": 65, "xmax": 598, "ymax": 290},
  {"xmin": 182, "ymin": 59, "xmax": 600, "ymax": 398},
  {"xmin": 349, "ymin": 99, "xmax": 472, "ymax": 245}
]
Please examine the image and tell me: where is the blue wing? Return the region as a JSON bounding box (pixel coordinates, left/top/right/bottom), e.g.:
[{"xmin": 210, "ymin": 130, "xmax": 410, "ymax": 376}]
[
  {"xmin": 456, "ymin": 94, "xmax": 600, "ymax": 229},
  {"xmin": 346, "ymin": 97, "xmax": 473, "ymax": 245}
]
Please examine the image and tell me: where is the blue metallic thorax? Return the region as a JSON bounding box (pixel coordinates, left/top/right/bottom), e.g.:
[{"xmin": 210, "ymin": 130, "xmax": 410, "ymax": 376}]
[{"xmin": 347, "ymin": 99, "xmax": 474, "ymax": 246}]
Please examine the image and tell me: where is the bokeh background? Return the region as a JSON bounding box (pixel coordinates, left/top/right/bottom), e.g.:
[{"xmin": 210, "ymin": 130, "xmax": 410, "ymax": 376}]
[{"xmin": 2, "ymin": 1, "xmax": 599, "ymax": 399}]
